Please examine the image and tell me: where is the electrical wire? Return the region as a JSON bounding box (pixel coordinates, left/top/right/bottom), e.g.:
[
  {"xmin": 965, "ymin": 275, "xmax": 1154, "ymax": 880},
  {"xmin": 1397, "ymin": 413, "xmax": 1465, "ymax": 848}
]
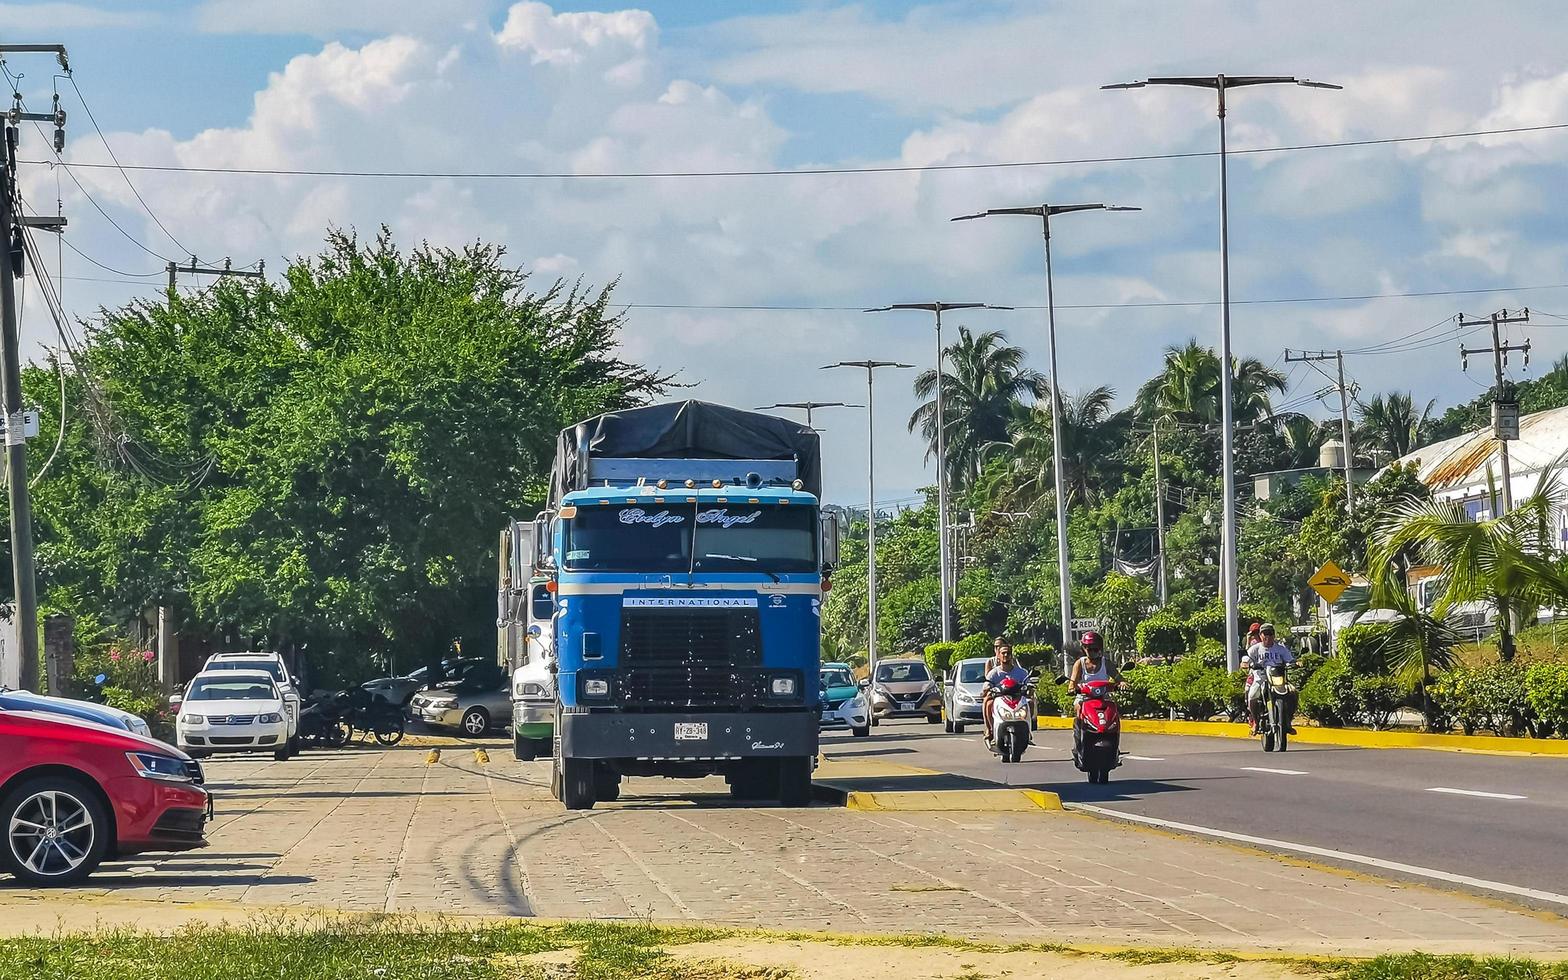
[
  {"xmin": 59, "ymin": 237, "xmax": 164, "ymax": 278},
  {"xmin": 65, "ymin": 72, "xmax": 195, "ymax": 259},
  {"xmin": 18, "ymin": 121, "xmax": 1568, "ymax": 182}
]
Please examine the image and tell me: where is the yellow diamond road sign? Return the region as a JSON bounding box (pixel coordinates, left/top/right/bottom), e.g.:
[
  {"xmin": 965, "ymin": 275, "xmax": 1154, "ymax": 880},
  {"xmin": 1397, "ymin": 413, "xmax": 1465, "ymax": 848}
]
[{"xmin": 1309, "ymin": 560, "xmax": 1351, "ymax": 605}]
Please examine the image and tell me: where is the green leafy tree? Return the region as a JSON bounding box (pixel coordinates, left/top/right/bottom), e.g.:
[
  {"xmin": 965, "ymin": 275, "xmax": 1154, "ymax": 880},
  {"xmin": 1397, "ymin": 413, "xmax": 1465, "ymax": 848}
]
[
  {"xmin": 1356, "ymin": 391, "xmax": 1435, "ymax": 461},
  {"xmin": 1010, "ymin": 386, "xmax": 1131, "ymax": 507},
  {"xmin": 1086, "ymin": 572, "xmax": 1153, "ymax": 655},
  {"xmin": 908, "ymin": 327, "xmax": 1046, "ymax": 491},
  {"xmin": 26, "ymin": 229, "xmax": 663, "ymax": 673}
]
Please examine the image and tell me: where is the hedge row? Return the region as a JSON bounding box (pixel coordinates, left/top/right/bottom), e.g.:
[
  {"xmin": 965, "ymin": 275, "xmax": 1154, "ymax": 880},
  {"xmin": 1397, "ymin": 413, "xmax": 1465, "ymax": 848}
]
[
  {"xmin": 923, "ymin": 635, "xmax": 1058, "ymax": 677},
  {"xmin": 1134, "ymin": 600, "xmax": 1278, "ymax": 660}
]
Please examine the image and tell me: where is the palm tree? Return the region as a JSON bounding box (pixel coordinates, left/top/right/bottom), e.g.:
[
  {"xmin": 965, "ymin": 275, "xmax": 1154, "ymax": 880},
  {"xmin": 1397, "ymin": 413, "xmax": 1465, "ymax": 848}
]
[
  {"xmin": 1011, "ymin": 385, "xmax": 1130, "ymax": 507},
  {"xmin": 1135, "ymin": 339, "xmax": 1286, "ymax": 425},
  {"xmin": 1277, "ymin": 413, "xmax": 1329, "ymax": 469},
  {"xmin": 1370, "ymin": 464, "xmax": 1568, "ymax": 662},
  {"xmin": 908, "ymin": 326, "xmax": 1046, "ymax": 491},
  {"xmin": 1357, "ymin": 391, "xmax": 1435, "ymax": 460}
]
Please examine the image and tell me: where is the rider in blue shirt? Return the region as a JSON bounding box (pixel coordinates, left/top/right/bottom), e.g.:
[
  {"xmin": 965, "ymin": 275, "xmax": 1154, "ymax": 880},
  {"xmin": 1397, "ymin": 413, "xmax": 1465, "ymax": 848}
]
[{"xmin": 983, "ymin": 638, "xmax": 1029, "ymax": 743}]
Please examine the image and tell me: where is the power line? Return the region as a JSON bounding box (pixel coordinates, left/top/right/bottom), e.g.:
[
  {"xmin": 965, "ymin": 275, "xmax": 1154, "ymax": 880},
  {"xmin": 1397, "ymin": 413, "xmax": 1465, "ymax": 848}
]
[{"xmin": 17, "ymin": 121, "xmax": 1568, "ymax": 182}]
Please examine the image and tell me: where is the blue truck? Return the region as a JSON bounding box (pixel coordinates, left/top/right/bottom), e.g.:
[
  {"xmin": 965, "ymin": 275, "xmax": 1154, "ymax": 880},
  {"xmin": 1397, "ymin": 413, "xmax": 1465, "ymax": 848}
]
[{"xmin": 512, "ymin": 401, "xmax": 836, "ymax": 810}]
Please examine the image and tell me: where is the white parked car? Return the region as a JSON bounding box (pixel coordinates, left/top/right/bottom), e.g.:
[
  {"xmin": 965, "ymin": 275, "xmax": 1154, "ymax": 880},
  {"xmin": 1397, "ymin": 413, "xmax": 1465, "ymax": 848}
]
[
  {"xmin": 177, "ymin": 670, "xmax": 293, "ymax": 760},
  {"xmin": 202, "ymin": 652, "xmax": 301, "ymax": 753}
]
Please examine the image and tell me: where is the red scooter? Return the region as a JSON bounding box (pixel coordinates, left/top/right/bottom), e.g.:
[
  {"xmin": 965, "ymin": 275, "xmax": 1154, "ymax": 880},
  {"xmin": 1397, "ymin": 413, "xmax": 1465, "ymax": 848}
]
[{"xmin": 1062, "ymin": 677, "xmax": 1121, "ymax": 784}]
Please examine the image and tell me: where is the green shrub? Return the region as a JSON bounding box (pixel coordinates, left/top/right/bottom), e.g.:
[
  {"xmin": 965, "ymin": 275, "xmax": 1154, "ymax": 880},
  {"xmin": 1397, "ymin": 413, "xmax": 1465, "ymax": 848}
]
[
  {"xmin": 955, "ymin": 632, "xmax": 991, "ymax": 662},
  {"xmin": 1337, "ymin": 622, "xmax": 1391, "ymax": 676},
  {"xmin": 1301, "ymin": 656, "xmax": 1355, "ymax": 726},
  {"xmin": 923, "ymin": 642, "xmax": 961, "ymax": 678},
  {"xmin": 1012, "ymin": 643, "xmax": 1056, "ymax": 671},
  {"xmin": 1196, "ymin": 637, "xmax": 1228, "ymax": 670},
  {"xmin": 1351, "ymin": 675, "xmax": 1403, "ymax": 730},
  {"xmin": 1119, "ymin": 661, "xmax": 1171, "ymax": 718},
  {"xmin": 1431, "ymin": 665, "xmax": 1532, "ymax": 736},
  {"xmin": 1135, "ymin": 611, "xmax": 1190, "ymax": 661},
  {"xmin": 101, "ymin": 686, "xmax": 175, "ymax": 740},
  {"xmin": 1035, "ymin": 679, "xmax": 1071, "ymax": 717},
  {"xmin": 1187, "ymin": 599, "xmax": 1276, "ymax": 644},
  {"xmin": 1524, "ymin": 662, "xmax": 1568, "ymax": 737},
  {"xmin": 1165, "ymin": 655, "xmax": 1235, "ymax": 721}
]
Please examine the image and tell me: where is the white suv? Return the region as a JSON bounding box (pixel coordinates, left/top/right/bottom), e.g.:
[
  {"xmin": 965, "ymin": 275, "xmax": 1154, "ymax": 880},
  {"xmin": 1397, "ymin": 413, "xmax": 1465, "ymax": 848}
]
[
  {"xmin": 177, "ymin": 669, "xmax": 293, "ymax": 760},
  {"xmin": 202, "ymin": 652, "xmax": 300, "ymax": 754}
]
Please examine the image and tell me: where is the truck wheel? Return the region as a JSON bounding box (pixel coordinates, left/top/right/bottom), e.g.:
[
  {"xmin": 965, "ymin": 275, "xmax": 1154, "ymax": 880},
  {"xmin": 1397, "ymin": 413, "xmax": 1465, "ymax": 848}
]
[
  {"xmin": 953, "ymin": 722, "xmax": 965, "ymax": 735},
  {"xmin": 851, "ymin": 726, "xmax": 870, "ymax": 738},
  {"xmin": 729, "ymin": 760, "xmax": 772, "ymax": 800},
  {"xmin": 777, "ymin": 756, "xmax": 813, "ymax": 808},
  {"xmin": 943, "ymin": 718, "xmax": 954, "ymax": 733},
  {"xmin": 514, "ymin": 731, "xmax": 536, "ymax": 761},
  {"xmin": 593, "ymin": 764, "xmax": 621, "ymax": 802},
  {"xmin": 926, "ymin": 713, "xmax": 941, "ymax": 724},
  {"xmin": 560, "ymin": 756, "xmax": 596, "ymax": 810}
]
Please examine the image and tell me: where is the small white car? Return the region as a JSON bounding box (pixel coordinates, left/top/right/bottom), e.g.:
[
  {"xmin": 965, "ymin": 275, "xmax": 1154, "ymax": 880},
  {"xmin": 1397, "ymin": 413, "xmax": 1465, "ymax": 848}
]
[
  {"xmin": 202, "ymin": 652, "xmax": 301, "ymax": 752},
  {"xmin": 942, "ymin": 657, "xmax": 990, "ymax": 734},
  {"xmin": 177, "ymin": 670, "xmax": 293, "ymax": 760}
]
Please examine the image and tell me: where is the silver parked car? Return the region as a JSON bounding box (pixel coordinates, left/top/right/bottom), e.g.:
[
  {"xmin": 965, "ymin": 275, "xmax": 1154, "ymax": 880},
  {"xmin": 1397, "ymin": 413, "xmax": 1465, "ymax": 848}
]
[
  {"xmin": 408, "ymin": 664, "xmax": 513, "ymax": 736},
  {"xmin": 941, "ymin": 657, "xmax": 990, "ymax": 734}
]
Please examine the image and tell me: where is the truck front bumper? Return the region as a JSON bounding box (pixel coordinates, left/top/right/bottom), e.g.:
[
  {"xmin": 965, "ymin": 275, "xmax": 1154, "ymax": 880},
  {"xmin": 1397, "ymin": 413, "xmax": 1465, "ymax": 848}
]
[
  {"xmin": 514, "ymin": 698, "xmax": 555, "ymax": 739},
  {"xmin": 560, "ymin": 709, "xmax": 818, "ymax": 760}
]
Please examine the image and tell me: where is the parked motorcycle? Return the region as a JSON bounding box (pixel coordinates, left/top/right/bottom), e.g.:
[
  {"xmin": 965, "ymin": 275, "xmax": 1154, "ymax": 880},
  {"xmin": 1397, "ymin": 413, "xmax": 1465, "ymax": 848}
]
[
  {"xmin": 1061, "ymin": 677, "xmax": 1121, "ymax": 783},
  {"xmin": 987, "ymin": 676, "xmax": 1034, "ymax": 764},
  {"xmin": 344, "ymin": 688, "xmax": 405, "ymax": 746},
  {"xmin": 298, "ymin": 692, "xmax": 351, "ymax": 748},
  {"xmin": 1259, "ymin": 665, "xmax": 1295, "ymax": 753}
]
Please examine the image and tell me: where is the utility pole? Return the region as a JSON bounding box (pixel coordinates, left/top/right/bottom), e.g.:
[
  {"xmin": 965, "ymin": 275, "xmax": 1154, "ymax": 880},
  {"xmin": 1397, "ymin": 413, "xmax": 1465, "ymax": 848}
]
[
  {"xmin": 1, "ymin": 42, "xmax": 69, "ymax": 692},
  {"xmin": 755, "ymin": 401, "xmax": 862, "ymax": 433},
  {"xmin": 1151, "ymin": 421, "xmax": 1168, "ymax": 606},
  {"xmin": 167, "ymin": 256, "xmax": 264, "ymax": 290},
  {"xmin": 1285, "ymin": 349, "xmax": 1357, "ymax": 515},
  {"xmin": 1459, "ymin": 309, "xmax": 1531, "ymax": 517}
]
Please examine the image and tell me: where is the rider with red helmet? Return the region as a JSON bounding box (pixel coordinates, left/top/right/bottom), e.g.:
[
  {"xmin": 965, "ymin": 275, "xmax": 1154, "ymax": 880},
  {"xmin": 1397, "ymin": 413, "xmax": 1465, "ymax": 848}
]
[{"xmin": 1068, "ymin": 631, "xmax": 1124, "ymax": 695}]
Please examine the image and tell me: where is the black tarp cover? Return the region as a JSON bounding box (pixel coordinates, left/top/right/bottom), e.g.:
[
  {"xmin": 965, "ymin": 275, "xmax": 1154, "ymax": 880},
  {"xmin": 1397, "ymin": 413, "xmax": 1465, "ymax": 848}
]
[{"xmin": 551, "ymin": 401, "xmax": 821, "ymax": 503}]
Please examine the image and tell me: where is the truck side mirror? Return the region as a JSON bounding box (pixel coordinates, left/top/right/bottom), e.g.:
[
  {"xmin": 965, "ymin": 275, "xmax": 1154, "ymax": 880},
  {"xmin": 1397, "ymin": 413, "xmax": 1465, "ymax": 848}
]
[{"xmin": 819, "ymin": 511, "xmax": 840, "ymax": 569}]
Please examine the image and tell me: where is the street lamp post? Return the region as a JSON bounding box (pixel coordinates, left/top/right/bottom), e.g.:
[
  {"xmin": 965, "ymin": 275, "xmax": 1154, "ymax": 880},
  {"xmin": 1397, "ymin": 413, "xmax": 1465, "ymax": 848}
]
[
  {"xmin": 755, "ymin": 401, "xmax": 863, "ymax": 431},
  {"xmin": 866, "ymin": 303, "xmax": 1010, "ymax": 643},
  {"xmin": 1103, "ymin": 74, "xmax": 1339, "ymax": 671},
  {"xmin": 953, "ymin": 203, "xmax": 1138, "ymax": 669},
  {"xmin": 821, "ymin": 361, "xmax": 912, "ymax": 682}
]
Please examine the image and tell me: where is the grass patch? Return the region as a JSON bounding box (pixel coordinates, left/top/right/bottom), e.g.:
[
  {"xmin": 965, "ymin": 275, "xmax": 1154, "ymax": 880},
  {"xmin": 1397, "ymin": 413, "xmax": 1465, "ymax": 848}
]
[{"xmin": 1330, "ymin": 953, "xmax": 1568, "ymax": 980}]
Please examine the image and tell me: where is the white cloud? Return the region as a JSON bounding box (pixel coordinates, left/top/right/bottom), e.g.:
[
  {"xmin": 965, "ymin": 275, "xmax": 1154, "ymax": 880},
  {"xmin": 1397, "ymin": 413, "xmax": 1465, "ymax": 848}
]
[
  {"xmin": 24, "ymin": 1, "xmax": 1568, "ymax": 504},
  {"xmin": 0, "ymin": 2, "xmax": 152, "ymax": 30}
]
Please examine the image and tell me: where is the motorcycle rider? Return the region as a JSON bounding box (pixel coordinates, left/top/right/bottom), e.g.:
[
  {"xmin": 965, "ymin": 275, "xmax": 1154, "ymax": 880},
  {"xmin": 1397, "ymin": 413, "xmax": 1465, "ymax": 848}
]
[
  {"xmin": 983, "ymin": 638, "xmax": 1030, "ymax": 744},
  {"xmin": 1246, "ymin": 624, "xmax": 1298, "ymax": 735},
  {"xmin": 1067, "ymin": 631, "xmax": 1124, "ymax": 695}
]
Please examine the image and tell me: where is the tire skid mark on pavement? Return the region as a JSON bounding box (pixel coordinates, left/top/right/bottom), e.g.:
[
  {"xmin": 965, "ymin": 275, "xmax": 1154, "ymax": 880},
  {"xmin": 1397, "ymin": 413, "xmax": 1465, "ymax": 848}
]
[
  {"xmin": 666, "ymin": 810, "xmax": 871, "ymax": 927},
  {"xmin": 587, "ymin": 813, "xmax": 696, "ymax": 917},
  {"xmin": 478, "ymin": 761, "xmax": 537, "ymax": 916},
  {"xmin": 1069, "ymin": 802, "xmax": 1562, "ymax": 944},
  {"xmin": 757, "ymin": 808, "xmax": 1047, "ymax": 931},
  {"xmin": 902, "ymin": 812, "xmax": 1208, "ymax": 938}
]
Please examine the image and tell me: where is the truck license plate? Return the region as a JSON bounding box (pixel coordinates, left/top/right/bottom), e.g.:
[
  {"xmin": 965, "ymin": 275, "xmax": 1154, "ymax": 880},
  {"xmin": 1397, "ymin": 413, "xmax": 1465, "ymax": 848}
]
[{"xmin": 674, "ymin": 722, "xmax": 708, "ymax": 741}]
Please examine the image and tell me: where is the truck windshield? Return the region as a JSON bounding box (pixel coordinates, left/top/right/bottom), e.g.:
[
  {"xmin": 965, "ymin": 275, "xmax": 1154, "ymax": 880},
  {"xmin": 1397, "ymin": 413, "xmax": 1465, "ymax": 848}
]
[{"xmin": 564, "ymin": 503, "xmax": 816, "ymax": 573}]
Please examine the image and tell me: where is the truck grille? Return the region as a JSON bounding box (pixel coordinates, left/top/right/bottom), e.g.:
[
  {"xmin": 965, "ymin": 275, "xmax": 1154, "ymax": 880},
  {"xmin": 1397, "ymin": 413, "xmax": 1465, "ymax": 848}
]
[
  {"xmin": 616, "ymin": 667, "xmax": 785, "ymax": 710},
  {"xmin": 620, "ymin": 607, "xmax": 761, "ymax": 668}
]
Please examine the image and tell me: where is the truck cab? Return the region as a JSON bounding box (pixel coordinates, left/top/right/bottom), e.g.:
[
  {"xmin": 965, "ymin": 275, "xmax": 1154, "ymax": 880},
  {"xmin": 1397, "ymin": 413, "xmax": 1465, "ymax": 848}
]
[{"xmin": 526, "ymin": 400, "xmax": 835, "ymax": 810}]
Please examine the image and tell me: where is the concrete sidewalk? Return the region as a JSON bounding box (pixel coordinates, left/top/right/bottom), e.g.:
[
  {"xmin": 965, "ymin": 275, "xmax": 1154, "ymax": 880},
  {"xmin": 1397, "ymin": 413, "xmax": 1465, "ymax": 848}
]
[{"xmin": 6, "ymin": 745, "xmax": 1568, "ymax": 957}]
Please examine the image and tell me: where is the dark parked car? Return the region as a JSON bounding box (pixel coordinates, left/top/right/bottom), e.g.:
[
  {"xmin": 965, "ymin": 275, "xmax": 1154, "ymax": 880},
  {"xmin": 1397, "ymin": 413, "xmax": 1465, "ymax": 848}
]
[
  {"xmin": 362, "ymin": 657, "xmax": 487, "ymax": 705},
  {"xmin": 0, "ymin": 688, "xmax": 153, "ymax": 738}
]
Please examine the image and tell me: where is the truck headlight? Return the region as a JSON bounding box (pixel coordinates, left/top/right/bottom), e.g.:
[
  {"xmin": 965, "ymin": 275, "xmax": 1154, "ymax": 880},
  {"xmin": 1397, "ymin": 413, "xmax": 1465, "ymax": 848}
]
[
  {"xmin": 516, "ymin": 681, "xmax": 546, "ymax": 698},
  {"xmin": 583, "ymin": 678, "xmax": 609, "ymax": 697},
  {"xmin": 770, "ymin": 676, "xmax": 797, "ymax": 697}
]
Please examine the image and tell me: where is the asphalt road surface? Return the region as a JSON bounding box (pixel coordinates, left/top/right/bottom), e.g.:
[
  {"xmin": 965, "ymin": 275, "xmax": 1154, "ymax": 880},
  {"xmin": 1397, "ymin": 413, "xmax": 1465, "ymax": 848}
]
[{"xmin": 823, "ymin": 718, "xmax": 1568, "ymax": 906}]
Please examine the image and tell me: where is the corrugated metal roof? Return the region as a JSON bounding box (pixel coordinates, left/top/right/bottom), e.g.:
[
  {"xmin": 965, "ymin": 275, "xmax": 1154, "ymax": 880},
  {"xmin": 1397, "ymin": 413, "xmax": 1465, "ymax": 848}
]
[{"xmin": 1386, "ymin": 403, "xmax": 1568, "ymax": 496}]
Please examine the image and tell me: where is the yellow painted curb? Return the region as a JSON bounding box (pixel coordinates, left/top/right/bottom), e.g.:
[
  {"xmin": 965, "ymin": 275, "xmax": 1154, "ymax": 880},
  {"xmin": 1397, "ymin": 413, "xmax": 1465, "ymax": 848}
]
[
  {"xmin": 473, "ymin": 748, "xmax": 489, "ymax": 765},
  {"xmin": 425, "ymin": 749, "xmax": 440, "ymax": 765},
  {"xmin": 1033, "ymin": 715, "xmax": 1568, "ymax": 756},
  {"xmin": 844, "ymin": 788, "xmax": 1063, "ymax": 812}
]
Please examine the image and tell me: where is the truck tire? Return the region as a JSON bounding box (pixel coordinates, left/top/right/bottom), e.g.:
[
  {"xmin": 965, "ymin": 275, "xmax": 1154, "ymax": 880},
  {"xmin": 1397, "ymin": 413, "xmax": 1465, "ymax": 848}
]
[
  {"xmin": 728, "ymin": 760, "xmax": 773, "ymax": 800},
  {"xmin": 777, "ymin": 756, "xmax": 813, "ymax": 808},
  {"xmin": 593, "ymin": 764, "xmax": 621, "ymax": 802},
  {"xmin": 560, "ymin": 756, "xmax": 596, "ymax": 810},
  {"xmin": 514, "ymin": 731, "xmax": 536, "ymax": 761}
]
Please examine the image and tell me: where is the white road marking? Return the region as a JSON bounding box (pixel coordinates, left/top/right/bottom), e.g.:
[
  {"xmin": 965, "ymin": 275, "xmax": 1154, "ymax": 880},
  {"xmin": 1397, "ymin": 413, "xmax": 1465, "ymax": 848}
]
[
  {"xmin": 1240, "ymin": 766, "xmax": 1308, "ymax": 775},
  {"xmin": 1066, "ymin": 802, "xmax": 1568, "ymax": 909},
  {"xmin": 1428, "ymin": 786, "xmax": 1527, "ymax": 801},
  {"xmin": 1124, "ymin": 755, "xmax": 1164, "ymax": 762}
]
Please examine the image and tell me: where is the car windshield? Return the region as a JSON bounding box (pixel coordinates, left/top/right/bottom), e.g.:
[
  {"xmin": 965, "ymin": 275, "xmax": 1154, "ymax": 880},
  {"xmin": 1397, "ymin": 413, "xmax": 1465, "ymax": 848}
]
[
  {"xmin": 876, "ymin": 662, "xmax": 930, "ymax": 683},
  {"xmin": 208, "ymin": 660, "xmax": 286, "ymax": 683},
  {"xmin": 957, "ymin": 662, "xmax": 986, "ymax": 684},
  {"xmin": 564, "ymin": 503, "xmax": 816, "ymax": 573},
  {"xmin": 820, "ymin": 667, "xmax": 854, "ymax": 688},
  {"xmin": 188, "ymin": 677, "xmax": 277, "ymax": 701}
]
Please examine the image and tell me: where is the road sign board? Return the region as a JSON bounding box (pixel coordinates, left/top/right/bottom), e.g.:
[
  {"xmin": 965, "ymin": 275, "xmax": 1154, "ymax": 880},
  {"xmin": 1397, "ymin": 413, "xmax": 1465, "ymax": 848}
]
[{"xmin": 1308, "ymin": 560, "xmax": 1351, "ymax": 605}]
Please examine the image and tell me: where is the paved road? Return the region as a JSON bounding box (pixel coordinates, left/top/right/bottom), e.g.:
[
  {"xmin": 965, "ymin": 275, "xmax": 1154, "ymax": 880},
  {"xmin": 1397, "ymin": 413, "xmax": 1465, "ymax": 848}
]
[
  {"xmin": 9, "ymin": 742, "xmax": 1568, "ymax": 956},
  {"xmin": 826, "ymin": 719, "xmax": 1568, "ymax": 904}
]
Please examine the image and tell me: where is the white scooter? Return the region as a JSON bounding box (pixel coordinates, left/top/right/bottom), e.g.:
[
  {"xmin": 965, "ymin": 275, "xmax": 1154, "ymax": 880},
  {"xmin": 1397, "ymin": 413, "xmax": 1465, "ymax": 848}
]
[{"xmin": 985, "ymin": 677, "xmax": 1035, "ymax": 764}]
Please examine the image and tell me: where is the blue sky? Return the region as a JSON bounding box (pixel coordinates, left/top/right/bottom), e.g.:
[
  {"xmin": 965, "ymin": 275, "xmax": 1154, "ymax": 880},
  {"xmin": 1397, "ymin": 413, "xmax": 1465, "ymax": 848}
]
[{"xmin": 6, "ymin": 1, "xmax": 1568, "ymax": 506}]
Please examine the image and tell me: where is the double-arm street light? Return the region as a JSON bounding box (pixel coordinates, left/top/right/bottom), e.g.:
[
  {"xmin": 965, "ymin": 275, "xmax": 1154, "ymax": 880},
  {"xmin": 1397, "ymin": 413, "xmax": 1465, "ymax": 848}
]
[
  {"xmin": 1103, "ymin": 74, "xmax": 1339, "ymax": 670},
  {"xmin": 953, "ymin": 203, "xmax": 1138, "ymax": 669},
  {"xmin": 755, "ymin": 401, "xmax": 864, "ymax": 431},
  {"xmin": 865, "ymin": 302, "xmax": 1011, "ymax": 643},
  {"xmin": 821, "ymin": 360, "xmax": 913, "ymax": 680}
]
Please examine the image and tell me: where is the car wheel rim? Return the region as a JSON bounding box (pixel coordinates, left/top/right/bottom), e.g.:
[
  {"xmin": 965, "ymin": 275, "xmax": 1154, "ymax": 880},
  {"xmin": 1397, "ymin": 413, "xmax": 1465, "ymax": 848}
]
[
  {"xmin": 465, "ymin": 715, "xmax": 484, "ymax": 734},
  {"xmin": 9, "ymin": 790, "xmax": 94, "ymax": 877}
]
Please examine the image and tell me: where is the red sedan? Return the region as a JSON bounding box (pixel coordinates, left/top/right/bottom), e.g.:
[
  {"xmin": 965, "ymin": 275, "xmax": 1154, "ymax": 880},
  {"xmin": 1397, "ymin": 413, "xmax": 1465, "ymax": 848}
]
[{"xmin": 0, "ymin": 707, "xmax": 211, "ymax": 885}]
